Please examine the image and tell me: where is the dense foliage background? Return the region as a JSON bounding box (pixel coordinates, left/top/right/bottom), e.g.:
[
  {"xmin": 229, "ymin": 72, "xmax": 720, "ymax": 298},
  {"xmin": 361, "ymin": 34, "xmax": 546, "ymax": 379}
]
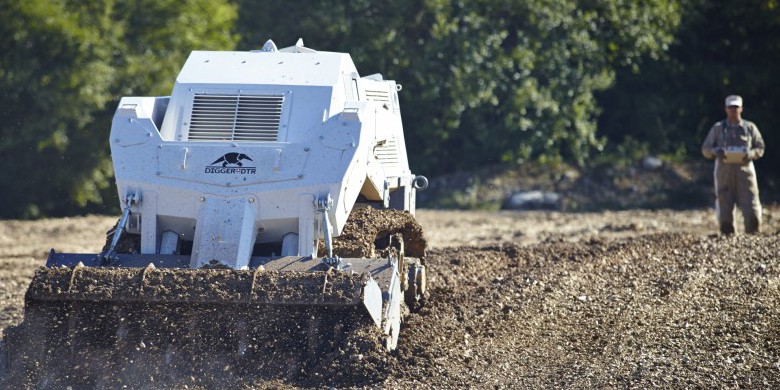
[
  {"xmin": 0, "ymin": 0, "xmax": 777, "ymax": 218},
  {"xmin": 597, "ymin": 0, "xmax": 779, "ymax": 186},
  {"xmin": 0, "ymin": 0, "xmax": 236, "ymax": 218}
]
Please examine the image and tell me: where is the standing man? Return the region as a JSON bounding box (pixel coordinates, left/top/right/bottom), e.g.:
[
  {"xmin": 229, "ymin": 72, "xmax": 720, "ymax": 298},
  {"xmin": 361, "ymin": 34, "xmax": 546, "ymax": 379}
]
[{"xmin": 701, "ymin": 95, "xmax": 765, "ymax": 234}]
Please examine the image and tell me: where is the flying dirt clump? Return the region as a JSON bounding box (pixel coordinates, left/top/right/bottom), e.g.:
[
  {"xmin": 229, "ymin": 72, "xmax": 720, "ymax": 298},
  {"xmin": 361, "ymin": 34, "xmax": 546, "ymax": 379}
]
[{"xmin": 331, "ymin": 206, "xmax": 427, "ymax": 259}]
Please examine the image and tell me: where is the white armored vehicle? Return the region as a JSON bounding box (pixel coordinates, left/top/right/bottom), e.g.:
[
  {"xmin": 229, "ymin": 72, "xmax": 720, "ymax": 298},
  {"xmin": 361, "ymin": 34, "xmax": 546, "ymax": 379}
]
[{"xmin": 5, "ymin": 39, "xmax": 428, "ymax": 387}]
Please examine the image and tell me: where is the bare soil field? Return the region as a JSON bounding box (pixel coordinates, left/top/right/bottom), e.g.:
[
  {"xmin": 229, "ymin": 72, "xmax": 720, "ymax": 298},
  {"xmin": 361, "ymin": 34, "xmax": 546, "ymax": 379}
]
[{"xmin": 1, "ymin": 207, "xmax": 779, "ymax": 388}]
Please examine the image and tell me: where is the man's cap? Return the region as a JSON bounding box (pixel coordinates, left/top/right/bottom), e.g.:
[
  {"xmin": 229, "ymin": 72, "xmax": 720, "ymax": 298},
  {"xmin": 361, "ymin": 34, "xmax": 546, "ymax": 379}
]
[{"xmin": 725, "ymin": 95, "xmax": 743, "ymax": 107}]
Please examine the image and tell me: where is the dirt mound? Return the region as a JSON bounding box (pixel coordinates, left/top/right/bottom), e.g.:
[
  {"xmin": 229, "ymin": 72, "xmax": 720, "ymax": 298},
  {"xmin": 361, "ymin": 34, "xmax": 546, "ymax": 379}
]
[{"xmin": 331, "ymin": 206, "xmax": 427, "ymax": 258}]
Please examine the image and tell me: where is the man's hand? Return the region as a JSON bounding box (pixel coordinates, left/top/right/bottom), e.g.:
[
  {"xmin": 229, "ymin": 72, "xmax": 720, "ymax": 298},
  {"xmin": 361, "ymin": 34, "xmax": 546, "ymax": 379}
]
[{"xmin": 716, "ymin": 149, "xmax": 726, "ymax": 160}]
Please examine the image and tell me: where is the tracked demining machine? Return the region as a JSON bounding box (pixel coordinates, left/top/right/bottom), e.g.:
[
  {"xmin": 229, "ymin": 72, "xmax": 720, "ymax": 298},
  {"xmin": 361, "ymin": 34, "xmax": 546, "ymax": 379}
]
[{"xmin": 4, "ymin": 39, "xmax": 428, "ymax": 387}]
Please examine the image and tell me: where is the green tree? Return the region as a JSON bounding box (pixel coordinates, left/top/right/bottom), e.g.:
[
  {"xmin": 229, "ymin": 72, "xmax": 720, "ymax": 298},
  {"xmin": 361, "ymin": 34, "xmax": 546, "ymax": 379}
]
[
  {"xmin": 597, "ymin": 0, "xmax": 780, "ymax": 187},
  {"xmin": 1, "ymin": 0, "xmax": 686, "ymax": 217},
  {"xmin": 236, "ymin": 0, "xmax": 680, "ymax": 175},
  {"xmin": 0, "ymin": 0, "xmax": 237, "ymax": 218}
]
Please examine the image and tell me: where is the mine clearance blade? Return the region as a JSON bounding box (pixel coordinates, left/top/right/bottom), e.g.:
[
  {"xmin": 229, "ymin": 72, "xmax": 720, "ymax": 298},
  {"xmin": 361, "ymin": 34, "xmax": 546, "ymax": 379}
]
[
  {"xmin": 26, "ymin": 256, "xmax": 388, "ymax": 326},
  {"xmin": 4, "ymin": 254, "xmax": 409, "ymax": 388}
]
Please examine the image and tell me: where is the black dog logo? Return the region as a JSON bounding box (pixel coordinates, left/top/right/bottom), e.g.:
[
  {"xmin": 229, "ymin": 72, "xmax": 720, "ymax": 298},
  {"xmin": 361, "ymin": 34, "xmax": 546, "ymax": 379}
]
[{"xmin": 211, "ymin": 153, "xmax": 253, "ymax": 167}]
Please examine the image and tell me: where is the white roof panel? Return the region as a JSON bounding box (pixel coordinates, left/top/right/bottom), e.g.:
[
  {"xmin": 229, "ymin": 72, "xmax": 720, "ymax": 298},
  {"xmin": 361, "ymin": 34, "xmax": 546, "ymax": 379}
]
[{"xmin": 177, "ymin": 50, "xmax": 357, "ymax": 87}]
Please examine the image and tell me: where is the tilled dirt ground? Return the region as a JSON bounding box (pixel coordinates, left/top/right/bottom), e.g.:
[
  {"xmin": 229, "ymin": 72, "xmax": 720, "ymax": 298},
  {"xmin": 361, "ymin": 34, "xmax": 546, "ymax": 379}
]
[{"xmin": 1, "ymin": 207, "xmax": 779, "ymax": 388}]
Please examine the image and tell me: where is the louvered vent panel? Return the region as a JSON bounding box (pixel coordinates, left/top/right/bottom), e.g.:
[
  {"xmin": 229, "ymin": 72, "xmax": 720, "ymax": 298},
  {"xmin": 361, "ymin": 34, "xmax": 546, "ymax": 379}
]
[
  {"xmin": 189, "ymin": 94, "xmax": 284, "ymax": 141},
  {"xmin": 364, "ymin": 88, "xmax": 391, "ymax": 103},
  {"xmin": 374, "ymin": 138, "xmax": 400, "ymax": 167}
]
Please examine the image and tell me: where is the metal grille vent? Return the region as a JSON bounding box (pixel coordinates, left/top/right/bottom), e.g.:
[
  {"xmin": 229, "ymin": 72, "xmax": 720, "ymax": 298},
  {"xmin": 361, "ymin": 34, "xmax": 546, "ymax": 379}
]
[
  {"xmin": 374, "ymin": 138, "xmax": 400, "ymax": 166},
  {"xmin": 364, "ymin": 88, "xmax": 391, "ymax": 103},
  {"xmin": 188, "ymin": 93, "xmax": 284, "ymax": 141}
]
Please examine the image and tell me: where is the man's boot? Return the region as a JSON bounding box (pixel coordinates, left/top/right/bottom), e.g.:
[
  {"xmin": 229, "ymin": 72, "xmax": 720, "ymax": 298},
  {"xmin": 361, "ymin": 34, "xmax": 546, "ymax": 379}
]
[
  {"xmin": 720, "ymin": 222, "xmax": 735, "ymax": 235},
  {"xmin": 745, "ymin": 215, "xmax": 760, "ymax": 234}
]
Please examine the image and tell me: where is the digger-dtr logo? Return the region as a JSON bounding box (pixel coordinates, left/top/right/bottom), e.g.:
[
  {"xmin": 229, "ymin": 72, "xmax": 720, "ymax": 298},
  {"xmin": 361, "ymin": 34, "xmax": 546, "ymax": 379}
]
[{"xmin": 205, "ymin": 153, "xmax": 257, "ymax": 174}]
